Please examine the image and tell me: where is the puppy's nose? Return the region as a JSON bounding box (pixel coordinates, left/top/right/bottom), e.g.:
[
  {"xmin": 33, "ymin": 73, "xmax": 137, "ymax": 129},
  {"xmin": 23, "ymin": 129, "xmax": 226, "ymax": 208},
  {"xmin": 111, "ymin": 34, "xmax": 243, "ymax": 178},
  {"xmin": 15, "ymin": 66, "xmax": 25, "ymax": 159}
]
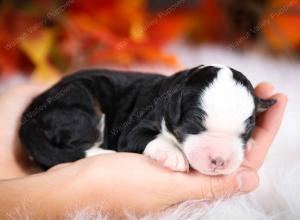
[{"xmin": 211, "ymin": 157, "xmax": 225, "ymax": 169}]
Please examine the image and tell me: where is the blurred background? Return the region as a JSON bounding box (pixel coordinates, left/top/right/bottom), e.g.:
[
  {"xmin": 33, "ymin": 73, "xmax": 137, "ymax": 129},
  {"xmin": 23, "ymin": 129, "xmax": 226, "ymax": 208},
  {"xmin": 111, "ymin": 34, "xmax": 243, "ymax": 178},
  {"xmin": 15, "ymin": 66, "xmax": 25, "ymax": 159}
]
[
  {"xmin": 1, "ymin": 0, "xmax": 300, "ymax": 82},
  {"xmin": 0, "ymin": 0, "xmax": 299, "ymax": 152}
]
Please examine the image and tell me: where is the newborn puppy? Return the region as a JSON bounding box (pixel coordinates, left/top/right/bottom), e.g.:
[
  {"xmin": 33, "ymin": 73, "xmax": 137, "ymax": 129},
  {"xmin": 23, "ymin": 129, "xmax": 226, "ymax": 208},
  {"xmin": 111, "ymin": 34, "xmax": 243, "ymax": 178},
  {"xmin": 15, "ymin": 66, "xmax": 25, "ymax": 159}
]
[{"xmin": 19, "ymin": 65, "xmax": 275, "ymax": 175}]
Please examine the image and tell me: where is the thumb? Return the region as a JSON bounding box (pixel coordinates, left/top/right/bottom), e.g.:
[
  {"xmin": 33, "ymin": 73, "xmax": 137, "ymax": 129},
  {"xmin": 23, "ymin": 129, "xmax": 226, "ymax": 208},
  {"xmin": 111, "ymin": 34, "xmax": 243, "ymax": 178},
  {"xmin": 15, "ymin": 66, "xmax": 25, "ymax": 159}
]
[{"xmin": 175, "ymin": 168, "xmax": 259, "ymax": 201}]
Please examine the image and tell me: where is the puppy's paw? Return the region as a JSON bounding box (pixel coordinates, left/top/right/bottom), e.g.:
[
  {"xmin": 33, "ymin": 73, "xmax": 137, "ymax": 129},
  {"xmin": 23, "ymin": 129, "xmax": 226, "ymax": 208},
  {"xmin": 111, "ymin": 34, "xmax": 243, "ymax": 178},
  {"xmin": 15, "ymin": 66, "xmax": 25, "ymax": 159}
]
[
  {"xmin": 161, "ymin": 149, "xmax": 189, "ymax": 172},
  {"xmin": 143, "ymin": 136, "xmax": 189, "ymax": 172}
]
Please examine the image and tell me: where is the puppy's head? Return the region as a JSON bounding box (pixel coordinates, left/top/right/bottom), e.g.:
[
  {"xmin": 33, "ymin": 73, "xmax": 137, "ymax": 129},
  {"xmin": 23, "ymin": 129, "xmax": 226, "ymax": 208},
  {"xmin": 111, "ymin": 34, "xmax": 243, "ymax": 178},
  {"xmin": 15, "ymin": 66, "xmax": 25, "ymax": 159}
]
[{"xmin": 166, "ymin": 65, "xmax": 276, "ymax": 175}]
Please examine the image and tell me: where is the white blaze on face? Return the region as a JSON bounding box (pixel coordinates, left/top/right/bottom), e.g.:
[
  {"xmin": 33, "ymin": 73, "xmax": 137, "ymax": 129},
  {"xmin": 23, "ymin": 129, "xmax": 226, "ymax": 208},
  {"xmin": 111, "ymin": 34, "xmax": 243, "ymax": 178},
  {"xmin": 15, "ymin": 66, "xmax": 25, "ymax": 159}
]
[
  {"xmin": 202, "ymin": 66, "xmax": 254, "ymax": 133},
  {"xmin": 183, "ymin": 66, "xmax": 255, "ymax": 175}
]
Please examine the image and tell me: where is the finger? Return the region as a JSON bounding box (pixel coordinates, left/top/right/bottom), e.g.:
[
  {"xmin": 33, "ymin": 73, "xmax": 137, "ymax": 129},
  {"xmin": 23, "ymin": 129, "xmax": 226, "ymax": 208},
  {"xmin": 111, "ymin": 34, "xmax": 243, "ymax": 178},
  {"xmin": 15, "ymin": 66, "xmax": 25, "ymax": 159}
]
[
  {"xmin": 174, "ymin": 168, "xmax": 259, "ymax": 201},
  {"xmin": 5, "ymin": 84, "xmax": 49, "ymax": 120},
  {"xmin": 17, "ymin": 83, "xmax": 48, "ymax": 96},
  {"xmin": 4, "ymin": 83, "xmax": 47, "ymax": 96},
  {"xmin": 246, "ymin": 93, "xmax": 288, "ymax": 170},
  {"xmin": 254, "ymin": 82, "xmax": 274, "ymax": 98},
  {"xmin": 28, "ymin": 84, "xmax": 48, "ymax": 95}
]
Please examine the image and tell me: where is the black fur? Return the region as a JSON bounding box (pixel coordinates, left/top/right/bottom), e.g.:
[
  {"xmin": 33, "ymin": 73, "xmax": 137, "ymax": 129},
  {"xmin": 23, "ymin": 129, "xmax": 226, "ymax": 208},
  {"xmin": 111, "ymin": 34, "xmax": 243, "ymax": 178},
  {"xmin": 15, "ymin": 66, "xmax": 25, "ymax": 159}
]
[{"xmin": 19, "ymin": 66, "xmax": 275, "ymax": 169}]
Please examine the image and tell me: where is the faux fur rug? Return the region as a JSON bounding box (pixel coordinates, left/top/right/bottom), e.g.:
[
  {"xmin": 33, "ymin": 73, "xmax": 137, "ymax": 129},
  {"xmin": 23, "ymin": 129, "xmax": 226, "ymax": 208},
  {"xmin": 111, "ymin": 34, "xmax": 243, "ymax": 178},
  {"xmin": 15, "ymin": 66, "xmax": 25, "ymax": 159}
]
[{"xmin": 3, "ymin": 44, "xmax": 300, "ymax": 219}]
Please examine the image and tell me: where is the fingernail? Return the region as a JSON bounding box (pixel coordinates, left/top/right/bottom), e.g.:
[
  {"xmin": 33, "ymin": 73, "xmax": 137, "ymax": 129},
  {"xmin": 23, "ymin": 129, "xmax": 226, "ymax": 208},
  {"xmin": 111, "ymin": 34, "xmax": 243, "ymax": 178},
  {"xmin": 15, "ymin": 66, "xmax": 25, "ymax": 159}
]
[{"xmin": 237, "ymin": 170, "xmax": 258, "ymax": 192}]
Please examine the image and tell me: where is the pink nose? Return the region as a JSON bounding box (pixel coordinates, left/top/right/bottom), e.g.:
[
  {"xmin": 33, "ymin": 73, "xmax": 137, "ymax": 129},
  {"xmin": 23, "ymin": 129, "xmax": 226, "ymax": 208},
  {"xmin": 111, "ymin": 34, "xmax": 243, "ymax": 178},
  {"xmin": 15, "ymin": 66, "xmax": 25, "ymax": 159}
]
[{"xmin": 211, "ymin": 157, "xmax": 225, "ymax": 169}]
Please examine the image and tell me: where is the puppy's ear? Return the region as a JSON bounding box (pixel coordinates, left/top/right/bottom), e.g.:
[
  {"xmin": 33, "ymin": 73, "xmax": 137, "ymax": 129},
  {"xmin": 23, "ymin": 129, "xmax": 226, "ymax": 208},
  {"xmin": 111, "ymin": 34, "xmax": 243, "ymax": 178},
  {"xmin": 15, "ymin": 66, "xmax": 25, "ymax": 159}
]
[
  {"xmin": 165, "ymin": 89, "xmax": 183, "ymax": 126},
  {"xmin": 256, "ymin": 97, "xmax": 277, "ymax": 113}
]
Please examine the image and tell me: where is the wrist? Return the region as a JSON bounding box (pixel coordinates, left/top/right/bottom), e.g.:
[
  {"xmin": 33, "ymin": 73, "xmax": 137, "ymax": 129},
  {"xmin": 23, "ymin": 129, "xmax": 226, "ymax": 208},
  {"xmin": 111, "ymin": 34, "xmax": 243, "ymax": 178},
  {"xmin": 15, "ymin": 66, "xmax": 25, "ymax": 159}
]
[{"xmin": 0, "ymin": 167, "xmax": 84, "ymax": 219}]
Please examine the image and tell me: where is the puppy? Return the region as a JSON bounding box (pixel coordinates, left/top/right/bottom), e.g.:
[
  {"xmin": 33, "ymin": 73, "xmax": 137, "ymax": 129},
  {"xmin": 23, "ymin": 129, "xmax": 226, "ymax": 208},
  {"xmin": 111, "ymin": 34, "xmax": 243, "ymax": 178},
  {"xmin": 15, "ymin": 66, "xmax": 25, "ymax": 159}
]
[{"xmin": 19, "ymin": 65, "xmax": 275, "ymax": 175}]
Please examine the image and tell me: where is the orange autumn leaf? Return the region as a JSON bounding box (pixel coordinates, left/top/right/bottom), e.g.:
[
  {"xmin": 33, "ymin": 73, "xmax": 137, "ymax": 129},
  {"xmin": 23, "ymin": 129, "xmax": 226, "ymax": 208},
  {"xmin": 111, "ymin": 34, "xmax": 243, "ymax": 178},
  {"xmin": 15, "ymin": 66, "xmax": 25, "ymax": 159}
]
[
  {"xmin": 262, "ymin": 0, "xmax": 300, "ymax": 53},
  {"xmin": 20, "ymin": 29, "xmax": 59, "ymax": 83}
]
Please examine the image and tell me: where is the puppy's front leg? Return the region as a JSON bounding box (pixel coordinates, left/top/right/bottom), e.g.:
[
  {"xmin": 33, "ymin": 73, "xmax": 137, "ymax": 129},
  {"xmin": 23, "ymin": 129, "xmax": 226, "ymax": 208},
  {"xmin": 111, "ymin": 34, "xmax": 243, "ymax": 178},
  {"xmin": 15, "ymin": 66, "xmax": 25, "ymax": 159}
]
[{"xmin": 143, "ymin": 134, "xmax": 189, "ymax": 172}]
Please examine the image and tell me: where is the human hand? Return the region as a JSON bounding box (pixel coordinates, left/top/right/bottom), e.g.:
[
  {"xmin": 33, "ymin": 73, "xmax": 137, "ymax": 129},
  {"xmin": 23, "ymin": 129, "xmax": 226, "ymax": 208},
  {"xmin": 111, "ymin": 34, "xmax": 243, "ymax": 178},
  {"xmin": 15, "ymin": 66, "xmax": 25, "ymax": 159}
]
[
  {"xmin": 0, "ymin": 84, "xmax": 48, "ymax": 178},
  {"xmin": 0, "ymin": 82, "xmax": 287, "ymax": 219},
  {"xmin": 43, "ymin": 82, "xmax": 287, "ymax": 218}
]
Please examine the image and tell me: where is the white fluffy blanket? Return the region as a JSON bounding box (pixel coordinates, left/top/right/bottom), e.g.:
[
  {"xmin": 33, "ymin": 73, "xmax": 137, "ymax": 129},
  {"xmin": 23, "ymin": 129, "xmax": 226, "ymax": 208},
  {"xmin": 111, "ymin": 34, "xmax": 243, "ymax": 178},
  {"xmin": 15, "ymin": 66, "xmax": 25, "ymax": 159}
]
[{"xmin": 3, "ymin": 44, "xmax": 300, "ymax": 219}]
